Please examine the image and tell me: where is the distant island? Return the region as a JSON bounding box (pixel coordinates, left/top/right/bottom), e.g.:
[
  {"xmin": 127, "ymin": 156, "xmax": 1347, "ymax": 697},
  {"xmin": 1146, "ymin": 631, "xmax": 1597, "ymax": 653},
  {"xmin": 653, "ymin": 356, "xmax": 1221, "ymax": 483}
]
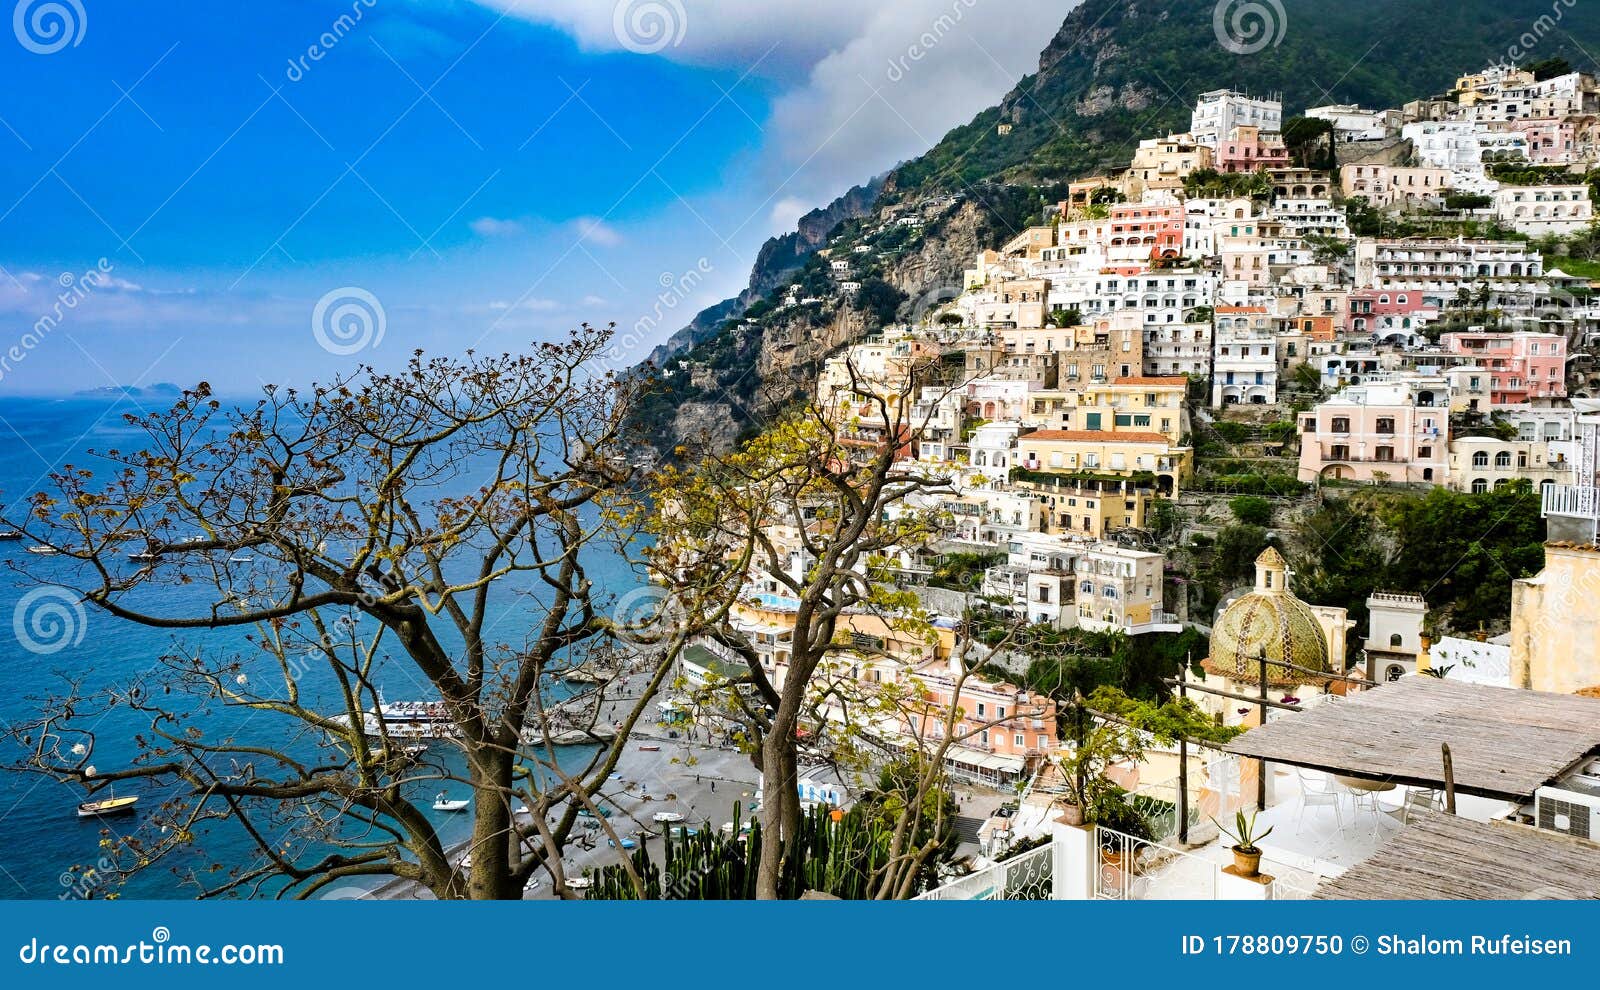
[{"xmin": 72, "ymin": 383, "xmax": 186, "ymax": 399}]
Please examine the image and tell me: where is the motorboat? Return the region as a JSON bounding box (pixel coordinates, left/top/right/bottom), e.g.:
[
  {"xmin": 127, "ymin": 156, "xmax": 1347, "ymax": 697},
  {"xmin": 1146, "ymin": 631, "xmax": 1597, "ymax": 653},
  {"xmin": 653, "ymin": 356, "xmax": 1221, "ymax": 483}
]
[
  {"xmin": 26, "ymin": 545, "xmax": 59, "ymax": 555},
  {"xmin": 651, "ymin": 811, "xmax": 684, "ymax": 824},
  {"xmin": 128, "ymin": 550, "xmax": 162, "ymax": 563},
  {"xmin": 0, "ymin": 530, "xmax": 22, "ymax": 541},
  {"xmin": 227, "ymin": 555, "xmax": 255, "ymax": 563},
  {"xmin": 77, "ymin": 795, "xmax": 139, "ymax": 818},
  {"xmin": 433, "ymin": 793, "xmax": 470, "ymax": 813}
]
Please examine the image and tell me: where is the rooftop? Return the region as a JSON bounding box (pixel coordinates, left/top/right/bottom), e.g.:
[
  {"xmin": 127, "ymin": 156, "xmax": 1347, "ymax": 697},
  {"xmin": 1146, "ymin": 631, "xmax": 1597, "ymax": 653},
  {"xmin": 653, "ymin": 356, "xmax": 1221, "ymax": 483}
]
[
  {"xmin": 1314, "ymin": 810, "xmax": 1600, "ymax": 900},
  {"xmin": 1224, "ymin": 676, "xmax": 1600, "ymax": 803},
  {"xmin": 1023, "ymin": 430, "xmax": 1172, "ymax": 445}
]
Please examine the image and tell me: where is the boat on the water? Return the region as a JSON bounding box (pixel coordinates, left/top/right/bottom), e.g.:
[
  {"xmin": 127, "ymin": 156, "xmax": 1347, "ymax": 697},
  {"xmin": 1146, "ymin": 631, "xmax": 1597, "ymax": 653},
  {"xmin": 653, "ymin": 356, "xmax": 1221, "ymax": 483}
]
[
  {"xmin": 227, "ymin": 555, "xmax": 254, "ymax": 563},
  {"xmin": 433, "ymin": 792, "xmax": 470, "ymax": 813},
  {"xmin": 651, "ymin": 811, "xmax": 684, "ymax": 824},
  {"xmin": 344, "ymin": 698, "xmax": 461, "ymax": 740},
  {"xmin": 0, "ymin": 530, "xmax": 22, "ymax": 541},
  {"xmin": 77, "ymin": 795, "xmax": 139, "ymax": 818},
  {"xmin": 26, "ymin": 545, "xmax": 59, "ymax": 555},
  {"xmin": 128, "ymin": 551, "xmax": 162, "ymax": 563}
]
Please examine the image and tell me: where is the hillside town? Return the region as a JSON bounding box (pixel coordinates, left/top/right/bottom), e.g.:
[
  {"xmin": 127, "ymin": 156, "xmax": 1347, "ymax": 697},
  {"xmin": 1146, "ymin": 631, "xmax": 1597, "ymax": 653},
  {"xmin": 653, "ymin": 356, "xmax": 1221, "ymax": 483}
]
[{"xmin": 650, "ymin": 63, "xmax": 1600, "ymax": 901}]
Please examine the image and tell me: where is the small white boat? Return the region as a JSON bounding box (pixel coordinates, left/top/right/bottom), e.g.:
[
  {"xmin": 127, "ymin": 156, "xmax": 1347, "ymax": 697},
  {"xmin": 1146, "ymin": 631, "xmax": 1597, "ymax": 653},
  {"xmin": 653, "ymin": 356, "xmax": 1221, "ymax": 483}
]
[
  {"xmin": 227, "ymin": 555, "xmax": 254, "ymax": 563},
  {"xmin": 651, "ymin": 811, "xmax": 684, "ymax": 824},
  {"xmin": 0, "ymin": 530, "xmax": 23, "ymax": 541},
  {"xmin": 433, "ymin": 792, "xmax": 470, "ymax": 813},
  {"xmin": 128, "ymin": 551, "xmax": 161, "ymax": 563},
  {"xmin": 564, "ymin": 876, "xmax": 593, "ymax": 891},
  {"xmin": 26, "ymin": 545, "xmax": 59, "ymax": 555},
  {"xmin": 402, "ymin": 744, "xmax": 428, "ymax": 756},
  {"xmin": 77, "ymin": 795, "xmax": 139, "ymax": 818}
]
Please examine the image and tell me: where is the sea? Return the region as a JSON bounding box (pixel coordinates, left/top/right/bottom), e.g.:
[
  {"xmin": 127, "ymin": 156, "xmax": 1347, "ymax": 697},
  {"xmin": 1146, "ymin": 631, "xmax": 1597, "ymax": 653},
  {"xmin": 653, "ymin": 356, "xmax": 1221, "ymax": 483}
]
[{"xmin": 0, "ymin": 395, "xmax": 645, "ymax": 900}]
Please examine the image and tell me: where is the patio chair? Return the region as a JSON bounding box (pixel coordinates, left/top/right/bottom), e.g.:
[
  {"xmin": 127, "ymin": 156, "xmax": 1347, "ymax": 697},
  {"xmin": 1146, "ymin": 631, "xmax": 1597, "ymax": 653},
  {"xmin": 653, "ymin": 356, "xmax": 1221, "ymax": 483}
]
[
  {"xmin": 1399, "ymin": 787, "xmax": 1444, "ymax": 824},
  {"xmin": 1294, "ymin": 769, "xmax": 1343, "ymax": 831}
]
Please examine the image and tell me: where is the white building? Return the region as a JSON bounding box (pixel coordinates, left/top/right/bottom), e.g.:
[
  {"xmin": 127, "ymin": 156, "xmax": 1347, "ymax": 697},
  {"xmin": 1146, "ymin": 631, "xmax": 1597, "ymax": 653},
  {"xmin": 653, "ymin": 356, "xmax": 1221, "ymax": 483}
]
[
  {"xmin": 1190, "ymin": 89, "xmax": 1282, "ymax": 149},
  {"xmin": 1492, "ymin": 184, "xmax": 1595, "ymax": 237}
]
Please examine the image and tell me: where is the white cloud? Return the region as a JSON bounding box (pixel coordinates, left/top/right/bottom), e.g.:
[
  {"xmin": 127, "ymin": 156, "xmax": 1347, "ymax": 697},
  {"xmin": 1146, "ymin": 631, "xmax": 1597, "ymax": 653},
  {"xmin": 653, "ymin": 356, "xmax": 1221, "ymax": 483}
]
[
  {"xmin": 474, "ymin": 1, "xmax": 1075, "ymax": 225},
  {"xmin": 572, "ymin": 216, "xmax": 623, "ymax": 247},
  {"xmin": 769, "ymin": 196, "xmax": 811, "ymax": 232},
  {"xmin": 470, "ymin": 216, "xmax": 525, "ymax": 237}
]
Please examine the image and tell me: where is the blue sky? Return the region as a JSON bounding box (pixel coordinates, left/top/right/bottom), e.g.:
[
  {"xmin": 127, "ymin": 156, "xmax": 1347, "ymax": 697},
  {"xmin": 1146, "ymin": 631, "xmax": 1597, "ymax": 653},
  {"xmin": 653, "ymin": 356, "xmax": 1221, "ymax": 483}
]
[{"xmin": 0, "ymin": 0, "xmax": 1070, "ymax": 396}]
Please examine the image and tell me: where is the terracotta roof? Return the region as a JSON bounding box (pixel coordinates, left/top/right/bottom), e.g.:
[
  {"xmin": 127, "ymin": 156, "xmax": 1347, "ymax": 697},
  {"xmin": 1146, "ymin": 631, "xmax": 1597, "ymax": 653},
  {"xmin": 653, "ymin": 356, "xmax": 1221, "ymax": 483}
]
[
  {"xmin": 1023, "ymin": 430, "xmax": 1171, "ymax": 444},
  {"xmin": 1112, "ymin": 376, "xmax": 1188, "ymax": 387}
]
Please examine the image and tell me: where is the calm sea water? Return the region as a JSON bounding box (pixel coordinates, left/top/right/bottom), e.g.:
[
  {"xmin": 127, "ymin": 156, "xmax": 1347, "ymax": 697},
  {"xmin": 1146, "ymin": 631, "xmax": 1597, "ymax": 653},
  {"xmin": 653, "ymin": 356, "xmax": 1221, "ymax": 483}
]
[{"xmin": 0, "ymin": 396, "xmax": 642, "ymax": 900}]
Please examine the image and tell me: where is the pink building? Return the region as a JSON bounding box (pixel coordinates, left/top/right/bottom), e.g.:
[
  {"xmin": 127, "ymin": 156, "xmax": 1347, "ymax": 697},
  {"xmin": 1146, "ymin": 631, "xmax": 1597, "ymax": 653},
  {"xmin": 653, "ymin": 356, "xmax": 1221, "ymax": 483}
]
[
  {"xmin": 1107, "ymin": 202, "xmax": 1184, "ymax": 261},
  {"xmin": 1297, "ymin": 380, "xmax": 1451, "ymax": 485},
  {"xmin": 1441, "ymin": 331, "xmax": 1566, "ymax": 404},
  {"xmin": 1217, "ymin": 125, "xmax": 1291, "ymax": 174},
  {"xmin": 1512, "ymin": 117, "xmax": 1580, "ymax": 164},
  {"xmin": 1347, "ymin": 290, "xmax": 1438, "ymax": 338},
  {"xmin": 915, "ymin": 661, "xmax": 1057, "ymax": 786}
]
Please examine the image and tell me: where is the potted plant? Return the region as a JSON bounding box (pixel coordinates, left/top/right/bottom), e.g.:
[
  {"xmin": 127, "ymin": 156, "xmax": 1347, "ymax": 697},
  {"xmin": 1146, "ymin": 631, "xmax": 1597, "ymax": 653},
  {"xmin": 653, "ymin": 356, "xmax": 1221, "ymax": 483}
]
[
  {"xmin": 1213, "ymin": 809, "xmax": 1274, "ymax": 877},
  {"xmin": 1056, "ymin": 707, "xmax": 1143, "ymax": 828}
]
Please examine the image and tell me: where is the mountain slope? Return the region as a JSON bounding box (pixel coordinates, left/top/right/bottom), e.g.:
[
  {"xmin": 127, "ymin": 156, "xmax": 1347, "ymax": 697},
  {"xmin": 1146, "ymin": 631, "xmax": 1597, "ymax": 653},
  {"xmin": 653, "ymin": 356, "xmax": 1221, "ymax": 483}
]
[{"xmin": 633, "ymin": 0, "xmax": 1600, "ymax": 455}]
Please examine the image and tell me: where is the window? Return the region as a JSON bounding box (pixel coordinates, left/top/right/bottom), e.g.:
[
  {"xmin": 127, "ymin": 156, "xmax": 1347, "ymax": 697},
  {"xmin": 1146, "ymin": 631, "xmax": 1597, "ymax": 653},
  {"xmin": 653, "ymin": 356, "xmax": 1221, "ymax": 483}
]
[
  {"xmin": 1472, "ymin": 478, "xmax": 1489, "ymax": 494},
  {"xmin": 1494, "ymin": 451, "xmax": 1512, "ymax": 468},
  {"xmin": 1015, "ymin": 734, "xmax": 1025, "ymax": 747},
  {"xmin": 1390, "ymin": 633, "xmax": 1403, "ymax": 648},
  {"xmin": 1331, "ymin": 416, "xmax": 1350, "ymax": 433},
  {"xmin": 976, "ymin": 703, "xmax": 986, "ymax": 718},
  {"xmin": 1376, "ymin": 417, "xmax": 1396, "ymax": 435},
  {"xmin": 1472, "ymin": 451, "xmax": 1489, "ymax": 468}
]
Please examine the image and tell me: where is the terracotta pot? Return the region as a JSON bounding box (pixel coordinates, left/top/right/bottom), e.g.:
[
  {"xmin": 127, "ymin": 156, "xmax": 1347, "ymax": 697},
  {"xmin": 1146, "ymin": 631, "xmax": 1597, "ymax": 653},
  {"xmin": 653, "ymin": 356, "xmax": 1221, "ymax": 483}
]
[
  {"xmin": 1059, "ymin": 803, "xmax": 1084, "ymax": 826},
  {"xmin": 1232, "ymin": 845, "xmax": 1262, "ymax": 877}
]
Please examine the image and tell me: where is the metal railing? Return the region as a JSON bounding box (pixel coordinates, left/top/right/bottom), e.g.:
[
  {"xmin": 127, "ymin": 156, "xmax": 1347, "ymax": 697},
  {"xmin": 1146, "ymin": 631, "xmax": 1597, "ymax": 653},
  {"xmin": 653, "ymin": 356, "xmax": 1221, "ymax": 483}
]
[
  {"xmin": 914, "ymin": 843, "xmax": 1054, "ymax": 901},
  {"xmin": 1093, "ymin": 827, "xmax": 1221, "ymax": 900}
]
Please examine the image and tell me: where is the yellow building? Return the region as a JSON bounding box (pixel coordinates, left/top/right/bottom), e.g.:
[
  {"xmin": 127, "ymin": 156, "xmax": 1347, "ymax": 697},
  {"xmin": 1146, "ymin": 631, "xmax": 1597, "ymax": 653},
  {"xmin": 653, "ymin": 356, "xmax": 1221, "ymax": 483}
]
[
  {"xmin": 1016, "ymin": 428, "xmax": 1191, "ymax": 496},
  {"xmin": 1024, "ymin": 376, "xmax": 1188, "ymax": 444},
  {"xmin": 1510, "ymin": 542, "xmax": 1600, "ymax": 694}
]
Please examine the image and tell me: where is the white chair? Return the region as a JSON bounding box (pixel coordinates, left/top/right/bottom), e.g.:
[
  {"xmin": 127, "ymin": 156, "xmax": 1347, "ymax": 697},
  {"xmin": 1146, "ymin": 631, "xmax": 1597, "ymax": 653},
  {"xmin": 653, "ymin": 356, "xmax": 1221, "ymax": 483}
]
[
  {"xmin": 1399, "ymin": 787, "xmax": 1443, "ymax": 824},
  {"xmin": 1294, "ymin": 769, "xmax": 1343, "ymax": 831}
]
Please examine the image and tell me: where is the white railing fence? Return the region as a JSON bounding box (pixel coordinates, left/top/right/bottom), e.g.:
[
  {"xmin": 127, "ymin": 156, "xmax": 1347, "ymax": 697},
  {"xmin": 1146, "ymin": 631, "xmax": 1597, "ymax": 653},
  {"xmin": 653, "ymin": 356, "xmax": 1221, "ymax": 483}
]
[{"xmin": 914, "ymin": 842, "xmax": 1053, "ymax": 901}]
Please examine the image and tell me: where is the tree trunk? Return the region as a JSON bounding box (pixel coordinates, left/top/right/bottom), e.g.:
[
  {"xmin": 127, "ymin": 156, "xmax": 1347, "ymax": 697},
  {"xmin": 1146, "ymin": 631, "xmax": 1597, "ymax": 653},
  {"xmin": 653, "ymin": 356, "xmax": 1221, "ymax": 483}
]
[{"xmin": 467, "ymin": 750, "xmax": 516, "ymax": 899}]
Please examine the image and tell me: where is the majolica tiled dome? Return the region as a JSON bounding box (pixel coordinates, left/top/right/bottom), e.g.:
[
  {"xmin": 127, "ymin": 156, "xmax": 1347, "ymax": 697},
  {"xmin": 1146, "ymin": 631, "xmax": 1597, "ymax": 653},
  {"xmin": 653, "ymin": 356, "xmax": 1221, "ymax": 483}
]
[{"xmin": 1208, "ymin": 548, "xmax": 1329, "ymax": 681}]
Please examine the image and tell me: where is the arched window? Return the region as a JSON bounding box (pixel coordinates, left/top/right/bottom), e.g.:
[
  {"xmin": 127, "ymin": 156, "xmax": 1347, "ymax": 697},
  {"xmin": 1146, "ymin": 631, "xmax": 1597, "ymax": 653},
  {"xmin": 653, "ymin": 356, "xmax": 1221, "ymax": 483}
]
[
  {"xmin": 1389, "ymin": 633, "xmax": 1403, "ymax": 648},
  {"xmin": 1472, "ymin": 478, "xmax": 1489, "ymax": 493},
  {"xmin": 1472, "ymin": 451, "xmax": 1489, "ymax": 468},
  {"xmin": 1495, "ymin": 451, "xmax": 1512, "ymax": 468}
]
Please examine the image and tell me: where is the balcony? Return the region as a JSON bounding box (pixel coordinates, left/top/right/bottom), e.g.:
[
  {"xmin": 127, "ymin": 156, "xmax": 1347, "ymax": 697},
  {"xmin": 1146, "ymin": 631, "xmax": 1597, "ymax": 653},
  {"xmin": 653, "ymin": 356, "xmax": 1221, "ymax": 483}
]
[{"xmin": 1543, "ymin": 483, "xmax": 1600, "ymax": 519}]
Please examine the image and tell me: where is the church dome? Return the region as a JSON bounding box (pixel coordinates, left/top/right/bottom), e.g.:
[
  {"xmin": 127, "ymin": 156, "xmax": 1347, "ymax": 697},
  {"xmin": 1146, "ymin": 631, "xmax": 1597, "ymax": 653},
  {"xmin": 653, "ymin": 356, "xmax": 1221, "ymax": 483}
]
[{"xmin": 1207, "ymin": 547, "xmax": 1330, "ymax": 682}]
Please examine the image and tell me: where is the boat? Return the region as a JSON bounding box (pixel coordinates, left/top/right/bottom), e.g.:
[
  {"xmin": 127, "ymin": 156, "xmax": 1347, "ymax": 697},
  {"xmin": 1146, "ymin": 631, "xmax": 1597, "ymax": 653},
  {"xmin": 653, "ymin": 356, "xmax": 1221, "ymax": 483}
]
[
  {"xmin": 433, "ymin": 792, "xmax": 470, "ymax": 813},
  {"xmin": 128, "ymin": 551, "xmax": 162, "ymax": 563},
  {"xmin": 0, "ymin": 530, "xmax": 22, "ymax": 541},
  {"xmin": 564, "ymin": 876, "xmax": 592, "ymax": 891},
  {"xmin": 26, "ymin": 545, "xmax": 59, "ymax": 555},
  {"xmin": 651, "ymin": 811, "xmax": 685, "ymax": 824},
  {"xmin": 608, "ymin": 837, "xmax": 637, "ymax": 850},
  {"xmin": 77, "ymin": 795, "xmax": 139, "ymax": 818},
  {"xmin": 343, "ymin": 698, "xmax": 460, "ymax": 740},
  {"xmin": 227, "ymin": 555, "xmax": 254, "ymax": 563},
  {"xmin": 402, "ymin": 743, "xmax": 429, "ymax": 756},
  {"xmin": 637, "ymin": 744, "xmax": 660, "ymax": 752}
]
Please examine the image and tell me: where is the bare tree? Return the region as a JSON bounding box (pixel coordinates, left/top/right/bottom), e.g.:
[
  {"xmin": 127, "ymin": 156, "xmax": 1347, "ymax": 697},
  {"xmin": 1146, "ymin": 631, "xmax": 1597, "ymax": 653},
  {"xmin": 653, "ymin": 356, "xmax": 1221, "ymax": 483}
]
[
  {"xmin": 3, "ymin": 325, "xmax": 676, "ymax": 900},
  {"xmin": 650, "ymin": 350, "xmax": 972, "ymax": 897}
]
